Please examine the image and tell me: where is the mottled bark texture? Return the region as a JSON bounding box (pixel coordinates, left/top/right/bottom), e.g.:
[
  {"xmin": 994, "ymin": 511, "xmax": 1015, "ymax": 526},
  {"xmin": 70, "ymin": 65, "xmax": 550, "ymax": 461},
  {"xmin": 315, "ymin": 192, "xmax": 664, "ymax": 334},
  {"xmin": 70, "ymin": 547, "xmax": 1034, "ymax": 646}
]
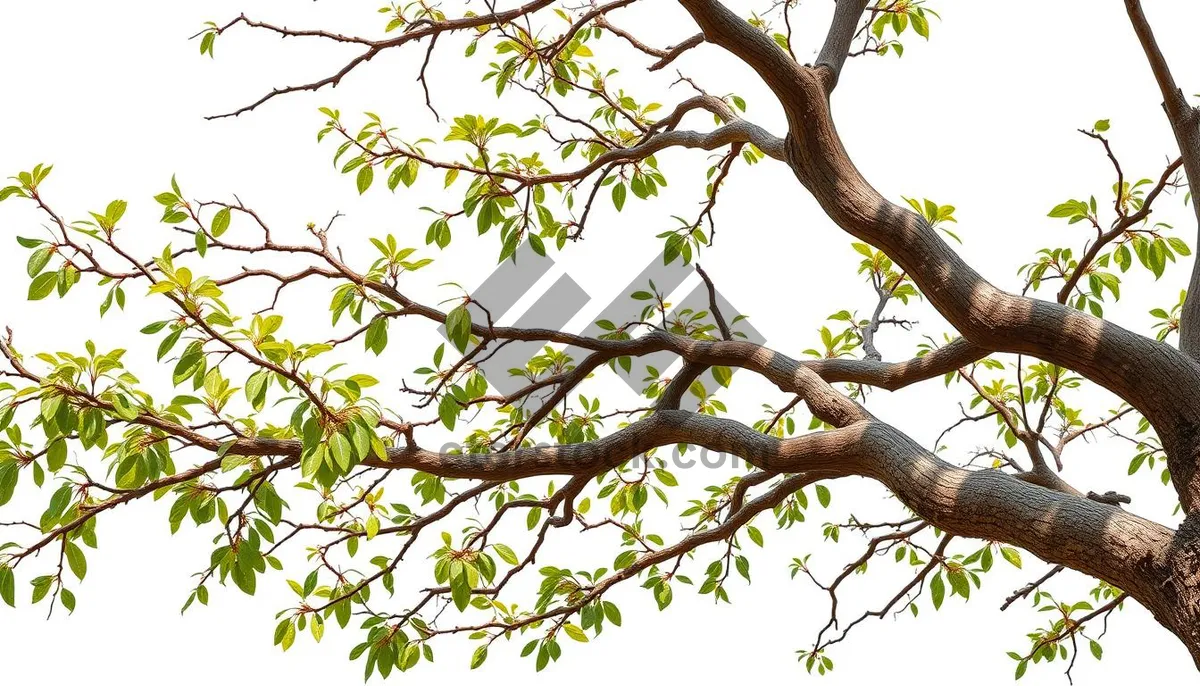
[{"xmin": 677, "ymin": 0, "xmax": 1200, "ymax": 667}]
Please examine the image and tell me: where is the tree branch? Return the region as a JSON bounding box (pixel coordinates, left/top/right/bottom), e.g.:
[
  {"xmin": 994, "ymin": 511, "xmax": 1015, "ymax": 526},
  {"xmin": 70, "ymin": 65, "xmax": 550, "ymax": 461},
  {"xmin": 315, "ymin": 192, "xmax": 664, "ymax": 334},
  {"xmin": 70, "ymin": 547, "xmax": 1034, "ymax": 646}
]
[
  {"xmin": 1124, "ymin": 0, "xmax": 1200, "ymax": 361},
  {"xmin": 815, "ymin": 0, "xmax": 869, "ymax": 92}
]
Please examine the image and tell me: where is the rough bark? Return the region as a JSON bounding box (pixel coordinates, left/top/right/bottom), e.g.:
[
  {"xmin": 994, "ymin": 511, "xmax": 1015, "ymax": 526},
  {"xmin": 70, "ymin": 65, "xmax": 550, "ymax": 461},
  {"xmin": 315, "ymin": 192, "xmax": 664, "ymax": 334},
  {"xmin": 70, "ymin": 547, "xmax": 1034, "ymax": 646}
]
[
  {"xmin": 1124, "ymin": 0, "xmax": 1200, "ymax": 364},
  {"xmin": 677, "ymin": 0, "xmax": 1200, "ymax": 665}
]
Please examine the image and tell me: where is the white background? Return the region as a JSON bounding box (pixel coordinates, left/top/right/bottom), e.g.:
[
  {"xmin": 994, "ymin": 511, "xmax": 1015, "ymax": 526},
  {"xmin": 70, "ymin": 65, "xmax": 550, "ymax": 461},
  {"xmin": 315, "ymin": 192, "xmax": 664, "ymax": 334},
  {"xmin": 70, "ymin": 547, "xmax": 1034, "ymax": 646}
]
[{"xmin": 1, "ymin": 1, "xmax": 1198, "ymax": 683}]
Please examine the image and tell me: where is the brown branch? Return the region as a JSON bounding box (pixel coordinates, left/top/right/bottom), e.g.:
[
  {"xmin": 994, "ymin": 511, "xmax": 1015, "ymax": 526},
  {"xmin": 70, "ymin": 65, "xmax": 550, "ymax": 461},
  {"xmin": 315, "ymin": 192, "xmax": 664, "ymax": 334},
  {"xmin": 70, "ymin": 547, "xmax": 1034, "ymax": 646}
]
[
  {"xmin": 208, "ymin": 0, "xmax": 561, "ymax": 119},
  {"xmin": 1124, "ymin": 1, "xmax": 1200, "ymax": 362},
  {"xmin": 815, "ymin": 0, "xmax": 869, "ymax": 91},
  {"xmin": 1001, "ymin": 564, "xmax": 1065, "ymax": 611}
]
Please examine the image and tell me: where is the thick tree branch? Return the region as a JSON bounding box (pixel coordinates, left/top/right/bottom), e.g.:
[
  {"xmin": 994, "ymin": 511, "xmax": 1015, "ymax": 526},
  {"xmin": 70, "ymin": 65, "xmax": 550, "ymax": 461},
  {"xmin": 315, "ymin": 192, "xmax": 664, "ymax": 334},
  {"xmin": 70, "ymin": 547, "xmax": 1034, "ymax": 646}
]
[
  {"xmin": 1124, "ymin": 0, "xmax": 1200, "ymax": 361},
  {"xmin": 815, "ymin": 0, "xmax": 869, "ymax": 92},
  {"xmin": 677, "ymin": 0, "xmax": 1200, "ymax": 511},
  {"xmin": 677, "ymin": 0, "xmax": 810, "ymax": 110}
]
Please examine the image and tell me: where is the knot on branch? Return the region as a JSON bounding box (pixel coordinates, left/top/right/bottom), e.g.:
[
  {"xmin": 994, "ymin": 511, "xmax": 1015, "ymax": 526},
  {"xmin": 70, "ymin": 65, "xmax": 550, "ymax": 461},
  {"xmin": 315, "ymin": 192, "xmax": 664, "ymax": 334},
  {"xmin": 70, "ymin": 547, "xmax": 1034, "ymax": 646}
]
[{"xmin": 1087, "ymin": 490, "xmax": 1133, "ymax": 506}]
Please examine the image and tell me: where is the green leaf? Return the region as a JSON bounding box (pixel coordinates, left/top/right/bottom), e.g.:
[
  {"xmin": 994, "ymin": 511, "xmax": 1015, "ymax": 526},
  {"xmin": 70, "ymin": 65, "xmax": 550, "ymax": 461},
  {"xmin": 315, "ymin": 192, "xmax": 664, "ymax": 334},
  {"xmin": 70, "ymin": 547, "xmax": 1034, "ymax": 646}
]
[
  {"xmin": 0, "ymin": 462, "xmax": 17, "ymax": 508},
  {"xmin": 1168, "ymin": 236, "xmax": 1191, "ymax": 256},
  {"xmin": 28, "ymin": 272, "xmax": 57, "ymax": 300},
  {"xmin": 1048, "ymin": 200, "xmax": 1087, "ymax": 218},
  {"xmin": 815, "ymin": 484, "xmax": 831, "ymax": 508},
  {"xmin": 106, "ymin": 199, "xmax": 127, "ymax": 225},
  {"xmin": 310, "ymin": 614, "xmax": 325, "ymax": 643},
  {"xmin": 1000, "ymin": 546, "xmax": 1023, "ymax": 569},
  {"xmin": 612, "ymin": 183, "xmax": 627, "ymax": 211},
  {"xmin": 232, "ymin": 564, "xmax": 256, "ymax": 596},
  {"xmin": 471, "ymin": 645, "xmax": 488, "ymax": 669},
  {"xmin": 200, "ymin": 31, "xmax": 215, "ymax": 57},
  {"xmin": 528, "ymin": 233, "xmax": 546, "ymax": 256},
  {"xmin": 712, "ymin": 366, "xmax": 733, "ymax": 388},
  {"xmin": 493, "ymin": 543, "xmax": 519, "ymax": 565},
  {"xmin": 930, "ymin": 572, "xmax": 945, "ymax": 610},
  {"xmin": 330, "ymin": 433, "xmax": 353, "ymax": 471},
  {"xmin": 446, "ymin": 305, "xmax": 472, "ymax": 353},
  {"xmin": 65, "ymin": 542, "xmax": 87, "ymax": 581},
  {"xmin": 563, "ymin": 623, "xmax": 589, "ymax": 642},
  {"xmin": 357, "ymin": 165, "xmax": 374, "ymax": 194},
  {"xmin": 947, "ymin": 569, "xmax": 970, "ymax": 598},
  {"xmin": 438, "ymin": 393, "xmax": 459, "ymax": 431},
  {"xmin": 211, "ymin": 207, "xmax": 232, "ymax": 237},
  {"xmin": 46, "ymin": 439, "xmax": 67, "ymax": 472},
  {"xmin": 365, "ymin": 514, "xmax": 380, "ymax": 540},
  {"xmin": 31, "ymin": 577, "xmax": 51, "ymax": 604},
  {"xmin": 365, "ymin": 317, "xmax": 389, "ymax": 355},
  {"xmin": 301, "ymin": 445, "xmax": 326, "ymax": 478},
  {"xmin": 746, "ymin": 525, "xmax": 764, "ymax": 547},
  {"xmin": 0, "ymin": 565, "xmax": 14, "ymax": 607},
  {"xmin": 614, "ymin": 550, "xmax": 637, "ymax": 570},
  {"xmin": 450, "ymin": 568, "xmax": 471, "ymax": 611},
  {"xmin": 0, "ymin": 187, "xmax": 26, "ymax": 202},
  {"xmin": 654, "ymin": 582, "xmax": 672, "ymax": 610},
  {"xmin": 274, "ymin": 618, "xmax": 292, "ymax": 648},
  {"xmin": 26, "ymin": 247, "xmax": 53, "ymax": 278},
  {"xmin": 245, "ymin": 370, "xmax": 269, "ymax": 410},
  {"xmin": 663, "ymin": 234, "xmax": 683, "ymax": 265},
  {"xmin": 735, "ymin": 555, "xmax": 750, "ymax": 581},
  {"xmin": 110, "ymin": 394, "xmax": 139, "ymax": 420},
  {"xmin": 1114, "ymin": 243, "xmax": 1132, "ymax": 272},
  {"xmin": 911, "ymin": 11, "xmax": 929, "ymax": 38}
]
